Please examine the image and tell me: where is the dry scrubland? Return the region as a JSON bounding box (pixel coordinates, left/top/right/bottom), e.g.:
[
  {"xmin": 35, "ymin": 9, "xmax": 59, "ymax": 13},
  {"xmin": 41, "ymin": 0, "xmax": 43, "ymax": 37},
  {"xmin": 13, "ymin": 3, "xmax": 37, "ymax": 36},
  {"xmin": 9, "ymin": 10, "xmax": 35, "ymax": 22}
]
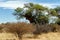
[{"xmin": 0, "ymin": 22, "xmax": 60, "ymax": 40}]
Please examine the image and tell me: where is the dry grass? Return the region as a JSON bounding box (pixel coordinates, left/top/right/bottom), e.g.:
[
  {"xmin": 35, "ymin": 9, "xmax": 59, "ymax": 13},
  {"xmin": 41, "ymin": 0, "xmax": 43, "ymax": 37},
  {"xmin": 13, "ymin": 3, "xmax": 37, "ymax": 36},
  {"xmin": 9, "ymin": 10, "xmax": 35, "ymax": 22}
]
[
  {"xmin": 0, "ymin": 33, "xmax": 19, "ymax": 40},
  {"xmin": 22, "ymin": 32, "xmax": 60, "ymax": 40},
  {"xmin": 0, "ymin": 32, "xmax": 60, "ymax": 40}
]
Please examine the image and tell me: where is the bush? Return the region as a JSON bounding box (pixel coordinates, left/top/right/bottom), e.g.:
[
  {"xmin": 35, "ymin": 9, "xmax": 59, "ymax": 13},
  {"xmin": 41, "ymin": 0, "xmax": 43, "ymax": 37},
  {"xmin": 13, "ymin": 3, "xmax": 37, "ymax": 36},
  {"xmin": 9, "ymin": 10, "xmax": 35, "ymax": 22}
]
[
  {"xmin": 3, "ymin": 22, "xmax": 36, "ymax": 38},
  {"xmin": 33, "ymin": 24, "xmax": 60, "ymax": 35},
  {"xmin": 49, "ymin": 24, "xmax": 60, "ymax": 32},
  {"xmin": 0, "ymin": 24, "xmax": 5, "ymax": 33}
]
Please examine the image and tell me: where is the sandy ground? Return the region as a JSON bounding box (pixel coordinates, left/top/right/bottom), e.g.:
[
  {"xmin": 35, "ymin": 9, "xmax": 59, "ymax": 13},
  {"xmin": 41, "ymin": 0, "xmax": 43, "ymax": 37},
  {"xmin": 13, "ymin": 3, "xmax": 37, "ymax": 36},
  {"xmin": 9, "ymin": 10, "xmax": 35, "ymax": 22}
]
[
  {"xmin": 0, "ymin": 32, "xmax": 60, "ymax": 40},
  {"xmin": 22, "ymin": 32, "xmax": 60, "ymax": 40},
  {"xmin": 0, "ymin": 33, "xmax": 19, "ymax": 40}
]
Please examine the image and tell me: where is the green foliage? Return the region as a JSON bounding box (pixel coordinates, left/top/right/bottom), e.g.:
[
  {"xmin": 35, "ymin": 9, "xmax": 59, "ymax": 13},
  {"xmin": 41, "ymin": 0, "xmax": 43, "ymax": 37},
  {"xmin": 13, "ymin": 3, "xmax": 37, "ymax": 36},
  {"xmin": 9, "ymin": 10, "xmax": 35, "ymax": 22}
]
[
  {"xmin": 33, "ymin": 4, "xmax": 47, "ymax": 10},
  {"xmin": 37, "ymin": 15, "xmax": 48, "ymax": 24},
  {"xmin": 54, "ymin": 6, "xmax": 60, "ymax": 11},
  {"xmin": 50, "ymin": 9, "xmax": 58, "ymax": 16},
  {"xmin": 14, "ymin": 7, "xmax": 24, "ymax": 19},
  {"xmin": 56, "ymin": 18, "xmax": 60, "ymax": 25},
  {"xmin": 15, "ymin": 7, "xmax": 23, "ymax": 13},
  {"xmin": 13, "ymin": 3, "xmax": 48, "ymax": 24},
  {"xmin": 13, "ymin": 3, "xmax": 60, "ymax": 24}
]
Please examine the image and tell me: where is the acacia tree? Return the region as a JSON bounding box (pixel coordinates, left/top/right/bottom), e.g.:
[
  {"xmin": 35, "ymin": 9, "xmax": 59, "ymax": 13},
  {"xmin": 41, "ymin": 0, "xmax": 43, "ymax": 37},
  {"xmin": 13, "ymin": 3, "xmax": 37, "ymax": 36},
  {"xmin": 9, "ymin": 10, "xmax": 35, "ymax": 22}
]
[{"xmin": 13, "ymin": 3, "xmax": 48, "ymax": 24}]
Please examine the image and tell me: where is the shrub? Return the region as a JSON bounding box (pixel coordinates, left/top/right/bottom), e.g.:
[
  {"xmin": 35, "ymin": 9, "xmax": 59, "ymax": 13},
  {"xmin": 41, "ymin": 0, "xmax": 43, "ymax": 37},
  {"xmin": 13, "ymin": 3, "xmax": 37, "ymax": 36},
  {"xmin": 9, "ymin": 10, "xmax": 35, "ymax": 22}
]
[
  {"xmin": 3, "ymin": 22, "xmax": 36, "ymax": 39},
  {"xmin": 49, "ymin": 24, "xmax": 60, "ymax": 32},
  {"xmin": 33, "ymin": 24, "xmax": 60, "ymax": 35},
  {"xmin": 0, "ymin": 24, "xmax": 5, "ymax": 32}
]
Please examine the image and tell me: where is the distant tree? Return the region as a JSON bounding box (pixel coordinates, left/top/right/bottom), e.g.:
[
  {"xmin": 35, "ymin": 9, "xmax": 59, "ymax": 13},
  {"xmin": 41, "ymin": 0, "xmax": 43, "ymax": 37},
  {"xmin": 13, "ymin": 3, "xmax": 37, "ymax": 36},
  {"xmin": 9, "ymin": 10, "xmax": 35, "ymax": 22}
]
[
  {"xmin": 53, "ymin": 7, "xmax": 60, "ymax": 25},
  {"xmin": 54, "ymin": 7, "xmax": 60, "ymax": 18},
  {"xmin": 54, "ymin": 6, "xmax": 60, "ymax": 11}
]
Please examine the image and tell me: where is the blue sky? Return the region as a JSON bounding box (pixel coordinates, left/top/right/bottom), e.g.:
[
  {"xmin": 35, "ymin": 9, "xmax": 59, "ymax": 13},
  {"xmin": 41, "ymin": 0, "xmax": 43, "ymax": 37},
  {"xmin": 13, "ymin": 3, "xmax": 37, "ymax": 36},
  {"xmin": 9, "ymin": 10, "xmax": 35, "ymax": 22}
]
[{"xmin": 0, "ymin": 0, "xmax": 60, "ymax": 23}]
